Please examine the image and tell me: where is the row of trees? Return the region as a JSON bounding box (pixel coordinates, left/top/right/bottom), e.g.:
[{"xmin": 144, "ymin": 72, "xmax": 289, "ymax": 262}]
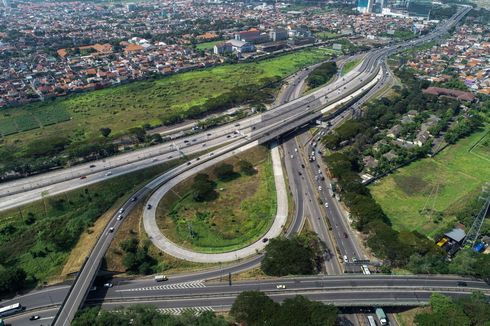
[
  {"xmin": 230, "ymin": 291, "xmax": 338, "ymax": 326},
  {"xmin": 74, "ymin": 305, "xmax": 228, "ymax": 326}
]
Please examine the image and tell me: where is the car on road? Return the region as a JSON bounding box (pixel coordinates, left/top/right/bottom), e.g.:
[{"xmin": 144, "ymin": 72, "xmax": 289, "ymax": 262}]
[
  {"xmin": 29, "ymin": 315, "xmax": 40, "ymax": 321},
  {"xmin": 147, "ymin": 204, "xmax": 152, "ymax": 210},
  {"xmin": 343, "ymin": 255, "xmax": 349, "ymax": 263},
  {"xmin": 187, "ymin": 162, "xmax": 192, "ymax": 165},
  {"xmin": 103, "ymin": 283, "xmax": 113, "ymax": 288},
  {"xmin": 262, "ymin": 238, "xmax": 269, "ymax": 243},
  {"xmin": 118, "ymin": 208, "xmax": 125, "ymax": 214},
  {"xmin": 318, "ymin": 186, "xmax": 322, "ymax": 191},
  {"xmin": 457, "ymin": 281, "xmax": 468, "ymax": 287},
  {"xmin": 294, "ymin": 148, "xmax": 298, "ymax": 152},
  {"xmin": 324, "ymin": 203, "xmax": 329, "ymax": 208},
  {"xmin": 108, "ymin": 227, "xmax": 114, "ymax": 233},
  {"xmin": 343, "ymin": 232, "xmax": 348, "ymax": 238},
  {"xmin": 276, "ymin": 284, "xmax": 286, "ymax": 289},
  {"xmin": 290, "ymin": 155, "xmax": 294, "ymax": 159},
  {"xmin": 352, "ymin": 257, "xmax": 358, "ymax": 263},
  {"xmin": 227, "ymin": 135, "xmax": 231, "ymax": 138},
  {"xmin": 235, "ymin": 123, "xmax": 240, "ymax": 127},
  {"xmin": 105, "ymin": 171, "xmax": 112, "ymax": 176},
  {"xmin": 298, "ymin": 171, "xmax": 302, "ymax": 176},
  {"xmin": 131, "ymin": 196, "xmax": 137, "ymax": 202},
  {"xmin": 152, "ymin": 158, "xmax": 158, "ymax": 162},
  {"xmin": 301, "ymin": 164, "xmax": 305, "ymax": 168},
  {"xmin": 116, "ymin": 214, "xmax": 123, "ymax": 221},
  {"xmin": 80, "ymin": 176, "xmax": 87, "ymax": 179},
  {"xmin": 155, "ymin": 275, "xmax": 168, "ymax": 282},
  {"xmin": 89, "ymin": 164, "xmax": 96, "ymax": 168}
]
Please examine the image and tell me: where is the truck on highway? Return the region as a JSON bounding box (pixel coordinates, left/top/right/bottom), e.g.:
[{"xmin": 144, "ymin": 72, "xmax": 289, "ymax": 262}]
[
  {"xmin": 155, "ymin": 275, "xmax": 168, "ymax": 282},
  {"xmin": 375, "ymin": 308, "xmax": 388, "ymax": 325}
]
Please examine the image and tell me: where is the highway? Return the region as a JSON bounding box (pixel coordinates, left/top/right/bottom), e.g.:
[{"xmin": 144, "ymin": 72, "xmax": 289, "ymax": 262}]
[
  {"xmin": 54, "ymin": 8, "xmax": 474, "ymax": 325},
  {"xmin": 4, "ymin": 274, "xmax": 489, "ymax": 325},
  {"xmin": 0, "ymin": 7, "xmax": 472, "ymax": 326}
]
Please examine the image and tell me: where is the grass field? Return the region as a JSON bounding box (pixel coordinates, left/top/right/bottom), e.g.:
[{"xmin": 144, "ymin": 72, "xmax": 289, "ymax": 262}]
[
  {"xmin": 0, "ymin": 158, "xmax": 186, "ymax": 283},
  {"xmin": 315, "ymin": 31, "xmax": 339, "ymax": 40},
  {"xmin": 341, "ymin": 59, "xmax": 361, "ymax": 75},
  {"xmin": 0, "ymin": 48, "xmax": 334, "ymax": 154},
  {"xmin": 370, "ymin": 127, "xmax": 490, "ymax": 238},
  {"xmin": 196, "ymin": 40, "xmax": 222, "ymax": 50},
  {"xmin": 156, "ymin": 146, "xmax": 276, "ymax": 253}
]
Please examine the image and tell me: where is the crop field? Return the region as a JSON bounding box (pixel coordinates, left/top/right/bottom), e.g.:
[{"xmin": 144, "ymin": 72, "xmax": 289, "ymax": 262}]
[
  {"xmin": 0, "ymin": 47, "xmax": 334, "ymax": 150},
  {"xmin": 370, "ymin": 127, "xmax": 490, "ymax": 238},
  {"xmin": 156, "ymin": 146, "xmax": 276, "ymax": 253}
]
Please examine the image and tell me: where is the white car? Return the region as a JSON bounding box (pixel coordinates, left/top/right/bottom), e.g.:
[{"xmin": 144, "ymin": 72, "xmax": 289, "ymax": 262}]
[
  {"xmin": 276, "ymin": 284, "xmax": 286, "ymax": 289},
  {"xmin": 105, "ymin": 171, "xmax": 112, "ymax": 176},
  {"xmin": 103, "ymin": 283, "xmax": 113, "ymax": 288},
  {"xmin": 324, "ymin": 203, "xmax": 329, "ymax": 208},
  {"xmin": 108, "ymin": 227, "xmax": 114, "ymax": 233},
  {"xmin": 343, "ymin": 255, "xmax": 349, "ymax": 263},
  {"xmin": 294, "ymin": 148, "xmax": 298, "ymax": 152},
  {"xmin": 116, "ymin": 214, "xmax": 123, "ymax": 221},
  {"xmin": 290, "ymin": 155, "xmax": 294, "ymax": 159},
  {"xmin": 118, "ymin": 208, "xmax": 125, "ymax": 214},
  {"xmin": 318, "ymin": 186, "xmax": 322, "ymax": 191}
]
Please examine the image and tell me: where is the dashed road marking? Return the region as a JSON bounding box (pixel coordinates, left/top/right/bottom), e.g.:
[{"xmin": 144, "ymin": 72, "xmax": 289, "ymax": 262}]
[
  {"xmin": 158, "ymin": 306, "xmax": 214, "ymax": 316},
  {"xmin": 116, "ymin": 280, "xmax": 205, "ymax": 292}
]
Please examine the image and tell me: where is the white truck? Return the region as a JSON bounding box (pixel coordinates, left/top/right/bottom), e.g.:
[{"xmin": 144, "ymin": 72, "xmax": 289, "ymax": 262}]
[{"xmin": 375, "ymin": 308, "xmax": 388, "ymax": 325}]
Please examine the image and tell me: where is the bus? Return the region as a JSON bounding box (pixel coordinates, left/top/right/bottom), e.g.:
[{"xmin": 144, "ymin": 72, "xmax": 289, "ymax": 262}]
[
  {"xmin": 367, "ymin": 315, "xmax": 377, "ymax": 326},
  {"xmin": 0, "ymin": 303, "xmax": 24, "ymax": 317}
]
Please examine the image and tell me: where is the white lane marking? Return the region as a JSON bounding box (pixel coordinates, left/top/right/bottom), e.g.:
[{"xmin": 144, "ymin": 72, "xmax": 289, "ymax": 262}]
[
  {"xmin": 116, "ymin": 280, "xmax": 206, "ymax": 292},
  {"xmin": 158, "ymin": 306, "xmax": 214, "ymax": 316}
]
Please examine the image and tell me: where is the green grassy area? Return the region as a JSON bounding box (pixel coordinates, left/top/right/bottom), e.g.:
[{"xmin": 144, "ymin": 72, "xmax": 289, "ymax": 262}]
[
  {"xmin": 156, "ymin": 146, "xmax": 276, "ymax": 253},
  {"xmin": 315, "ymin": 31, "xmax": 339, "ymax": 40},
  {"xmin": 0, "ymin": 47, "xmax": 334, "ymax": 155},
  {"xmin": 341, "ymin": 59, "xmax": 361, "ymax": 75},
  {"xmin": 196, "ymin": 40, "xmax": 222, "ymax": 50},
  {"xmin": 370, "ymin": 127, "xmax": 490, "ymax": 238},
  {"xmin": 0, "ymin": 158, "xmax": 186, "ymax": 283}
]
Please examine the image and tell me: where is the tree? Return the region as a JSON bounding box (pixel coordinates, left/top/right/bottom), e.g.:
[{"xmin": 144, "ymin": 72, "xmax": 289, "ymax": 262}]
[
  {"xmin": 261, "ymin": 237, "xmax": 316, "ymax": 276},
  {"xmin": 230, "ymin": 291, "xmax": 279, "ymax": 326},
  {"xmin": 99, "ymin": 127, "xmax": 112, "ymax": 138},
  {"xmin": 274, "ymin": 295, "xmax": 337, "ymax": 326},
  {"xmin": 192, "ymin": 173, "xmax": 217, "ymax": 202},
  {"xmin": 213, "ymin": 163, "xmax": 236, "ymax": 181},
  {"xmin": 0, "ymin": 266, "xmax": 27, "ymax": 295},
  {"xmin": 238, "ymin": 160, "xmax": 255, "ymax": 175},
  {"xmin": 121, "ymin": 239, "xmax": 157, "ymax": 275}
]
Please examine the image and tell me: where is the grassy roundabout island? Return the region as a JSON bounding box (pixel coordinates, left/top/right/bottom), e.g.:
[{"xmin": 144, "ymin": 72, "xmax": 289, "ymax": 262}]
[{"xmin": 156, "ymin": 146, "xmax": 276, "ymax": 253}]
